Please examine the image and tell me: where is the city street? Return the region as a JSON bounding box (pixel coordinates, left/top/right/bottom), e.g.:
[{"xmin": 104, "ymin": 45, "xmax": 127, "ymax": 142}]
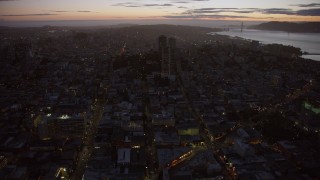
[{"xmin": 70, "ymin": 98, "xmax": 106, "ymax": 180}]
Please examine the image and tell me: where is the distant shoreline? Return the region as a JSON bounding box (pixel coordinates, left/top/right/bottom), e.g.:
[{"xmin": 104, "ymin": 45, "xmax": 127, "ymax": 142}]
[{"xmin": 249, "ymin": 21, "xmax": 320, "ymax": 33}]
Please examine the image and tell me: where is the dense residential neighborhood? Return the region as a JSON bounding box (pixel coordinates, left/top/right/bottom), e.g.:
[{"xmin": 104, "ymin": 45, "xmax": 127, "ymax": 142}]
[{"xmin": 0, "ymin": 25, "xmax": 320, "ymax": 180}]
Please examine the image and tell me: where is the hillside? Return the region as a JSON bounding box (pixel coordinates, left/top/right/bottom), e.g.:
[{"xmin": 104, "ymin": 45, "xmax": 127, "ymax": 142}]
[{"xmin": 250, "ymin": 21, "xmax": 320, "ymax": 33}]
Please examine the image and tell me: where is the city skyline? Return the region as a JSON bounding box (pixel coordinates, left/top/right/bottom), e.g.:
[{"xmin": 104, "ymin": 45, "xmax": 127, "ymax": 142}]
[
  {"xmin": 1, "ymin": 0, "xmax": 320, "ymax": 23},
  {"xmin": 1, "ymin": 3, "xmax": 320, "ymax": 177}
]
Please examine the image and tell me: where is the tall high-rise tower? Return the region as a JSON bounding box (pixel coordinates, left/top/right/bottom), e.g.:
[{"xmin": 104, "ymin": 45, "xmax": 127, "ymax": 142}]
[
  {"xmin": 158, "ymin": 35, "xmax": 167, "ymax": 53},
  {"xmin": 168, "ymin": 37, "xmax": 176, "ymax": 75},
  {"xmin": 158, "ymin": 35, "xmax": 168, "ymax": 75}
]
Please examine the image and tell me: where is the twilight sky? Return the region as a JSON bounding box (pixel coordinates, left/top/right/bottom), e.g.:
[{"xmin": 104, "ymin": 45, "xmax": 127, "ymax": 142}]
[{"xmin": 1, "ymin": 0, "xmax": 320, "ymax": 22}]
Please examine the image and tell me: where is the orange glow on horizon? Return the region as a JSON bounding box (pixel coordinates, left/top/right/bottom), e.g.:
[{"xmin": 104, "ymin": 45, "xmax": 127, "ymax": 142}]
[
  {"xmin": 1, "ymin": 0, "xmax": 320, "ymax": 23},
  {"xmin": 3, "ymin": 14, "xmax": 320, "ymax": 22}
]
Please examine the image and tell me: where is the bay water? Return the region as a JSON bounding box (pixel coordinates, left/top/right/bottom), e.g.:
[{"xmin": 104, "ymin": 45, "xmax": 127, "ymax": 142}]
[{"xmin": 214, "ymin": 29, "xmax": 320, "ymax": 61}]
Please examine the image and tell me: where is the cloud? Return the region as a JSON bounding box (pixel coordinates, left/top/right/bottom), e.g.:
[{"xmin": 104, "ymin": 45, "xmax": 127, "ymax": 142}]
[
  {"xmin": 194, "ymin": 8, "xmax": 295, "ymax": 15},
  {"xmin": 49, "ymin": 10, "xmax": 98, "ymax": 13},
  {"xmin": 163, "ymin": 14, "xmax": 249, "ymax": 19},
  {"xmin": 1, "ymin": 13, "xmax": 57, "ymax": 16},
  {"xmin": 113, "ymin": 0, "xmax": 209, "ymax": 7},
  {"xmin": 260, "ymin": 8, "xmax": 320, "ymax": 16},
  {"xmin": 171, "ymin": 0, "xmax": 209, "ymax": 2},
  {"xmin": 144, "ymin": 4, "xmax": 173, "ymax": 7},
  {"xmin": 53, "ymin": 10, "xmax": 69, "ymax": 13},
  {"xmin": 204, "ymin": 8, "xmax": 238, "ymax": 10},
  {"xmin": 112, "ymin": 2, "xmax": 140, "ymax": 7},
  {"xmin": 297, "ymin": 8, "xmax": 320, "ymax": 16},
  {"xmin": 166, "ymin": 6, "xmax": 320, "ymax": 20},
  {"xmin": 236, "ymin": 10, "xmax": 256, "ymax": 14},
  {"xmin": 261, "ymin": 8, "xmax": 294, "ymax": 15},
  {"xmin": 173, "ymin": 1, "xmax": 190, "ymax": 4},
  {"xmin": 190, "ymin": 8, "xmax": 256, "ymax": 14},
  {"xmin": 113, "ymin": 2, "xmax": 173, "ymax": 8},
  {"xmin": 292, "ymin": 3, "xmax": 320, "ymax": 8},
  {"xmin": 185, "ymin": 7, "xmax": 320, "ymax": 16},
  {"xmin": 163, "ymin": 14, "xmax": 275, "ymax": 20}
]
